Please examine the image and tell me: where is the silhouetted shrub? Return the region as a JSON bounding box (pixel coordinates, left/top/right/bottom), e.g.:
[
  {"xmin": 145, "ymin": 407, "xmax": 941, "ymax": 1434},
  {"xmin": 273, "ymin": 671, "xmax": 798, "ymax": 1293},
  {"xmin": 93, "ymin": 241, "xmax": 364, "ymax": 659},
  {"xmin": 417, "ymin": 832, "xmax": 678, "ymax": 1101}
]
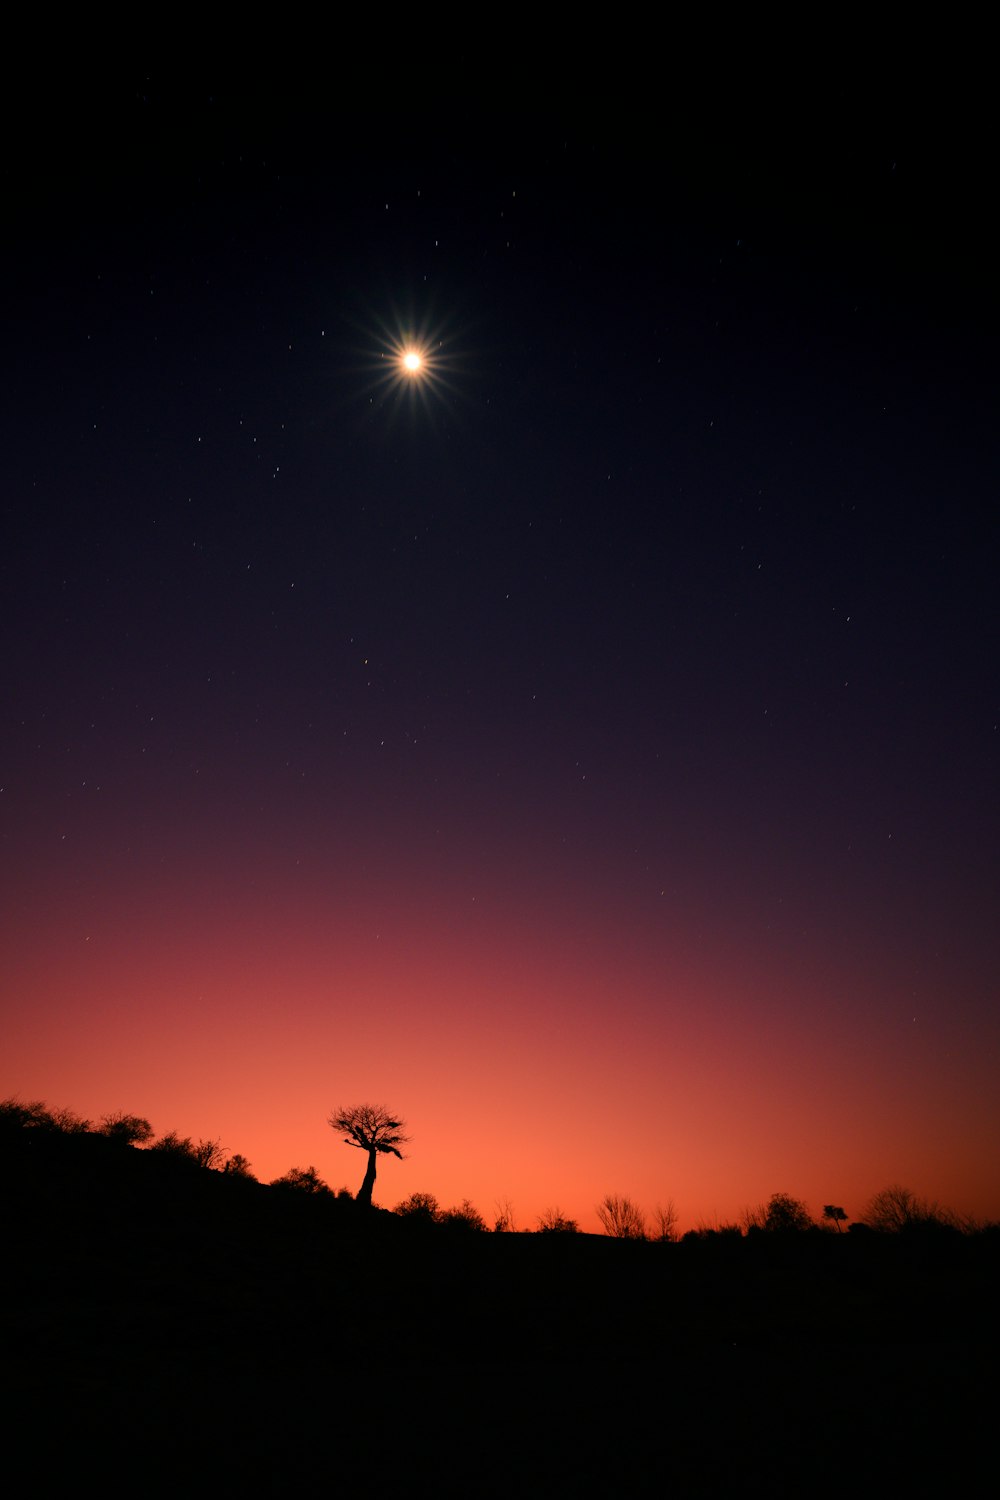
[
  {"xmin": 394, "ymin": 1191, "xmax": 440, "ymax": 1224},
  {"xmin": 49, "ymin": 1106, "xmax": 92, "ymax": 1134},
  {"xmin": 743, "ymin": 1193, "xmax": 813, "ymax": 1234},
  {"xmin": 0, "ymin": 1098, "xmax": 57, "ymax": 1135},
  {"xmin": 222, "ymin": 1153, "xmax": 256, "ymax": 1179},
  {"xmin": 439, "ymin": 1199, "xmax": 488, "ymax": 1232},
  {"xmin": 493, "ymin": 1197, "xmax": 517, "ymax": 1233},
  {"xmin": 269, "ymin": 1165, "xmax": 333, "ymax": 1196},
  {"xmin": 684, "ymin": 1222, "xmax": 743, "ymax": 1241},
  {"xmin": 536, "ymin": 1207, "xmax": 579, "ymax": 1234},
  {"xmin": 99, "ymin": 1112, "xmax": 155, "ymax": 1146},
  {"xmin": 862, "ymin": 1185, "xmax": 959, "ymax": 1234},
  {"xmin": 596, "ymin": 1194, "xmax": 647, "ymax": 1239},
  {"xmin": 149, "ymin": 1131, "xmax": 225, "ymax": 1168},
  {"xmin": 652, "ymin": 1201, "xmax": 679, "ymax": 1242}
]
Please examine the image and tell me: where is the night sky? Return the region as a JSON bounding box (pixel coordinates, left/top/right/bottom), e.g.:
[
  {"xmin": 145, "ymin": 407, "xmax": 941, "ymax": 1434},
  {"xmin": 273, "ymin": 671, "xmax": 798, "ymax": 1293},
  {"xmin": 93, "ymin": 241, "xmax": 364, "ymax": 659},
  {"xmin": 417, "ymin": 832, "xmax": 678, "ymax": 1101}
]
[{"xmin": 3, "ymin": 71, "xmax": 997, "ymax": 1230}]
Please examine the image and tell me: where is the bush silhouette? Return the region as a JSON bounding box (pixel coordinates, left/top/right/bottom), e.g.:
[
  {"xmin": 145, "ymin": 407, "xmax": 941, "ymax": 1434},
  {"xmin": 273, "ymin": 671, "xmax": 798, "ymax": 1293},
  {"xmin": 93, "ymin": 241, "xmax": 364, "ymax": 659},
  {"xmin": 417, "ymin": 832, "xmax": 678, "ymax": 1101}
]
[
  {"xmin": 743, "ymin": 1193, "xmax": 813, "ymax": 1233},
  {"xmin": 99, "ymin": 1112, "xmax": 155, "ymax": 1146},
  {"xmin": 439, "ymin": 1200, "xmax": 488, "ymax": 1232},
  {"xmin": 394, "ymin": 1191, "xmax": 441, "ymax": 1223},
  {"xmin": 862, "ymin": 1185, "xmax": 958, "ymax": 1234},
  {"xmin": 269, "ymin": 1165, "xmax": 333, "ymax": 1196},
  {"xmin": 223, "ymin": 1153, "xmax": 256, "ymax": 1179},
  {"xmin": 537, "ymin": 1207, "xmax": 579, "ymax": 1234},
  {"xmin": 0, "ymin": 1098, "xmax": 57, "ymax": 1135},
  {"xmin": 653, "ymin": 1201, "xmax": 680, "ymax": 1242},
  {"xmin": 596, "ymin": 1194, "xmax": 647, "ymax": 1239},
  {"xmin": 149, "ymin": 1132, "xmax": 226, "ymax": 1168}
]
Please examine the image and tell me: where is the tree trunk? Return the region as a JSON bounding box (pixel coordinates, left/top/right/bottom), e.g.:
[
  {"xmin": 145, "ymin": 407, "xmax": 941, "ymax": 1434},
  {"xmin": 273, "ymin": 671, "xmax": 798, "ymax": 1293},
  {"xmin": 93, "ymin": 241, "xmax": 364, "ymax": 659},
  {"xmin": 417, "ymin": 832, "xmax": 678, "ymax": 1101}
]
[{"xmin": 356, "ymin": 1147, "xmax": 377, "ymax": 1208}]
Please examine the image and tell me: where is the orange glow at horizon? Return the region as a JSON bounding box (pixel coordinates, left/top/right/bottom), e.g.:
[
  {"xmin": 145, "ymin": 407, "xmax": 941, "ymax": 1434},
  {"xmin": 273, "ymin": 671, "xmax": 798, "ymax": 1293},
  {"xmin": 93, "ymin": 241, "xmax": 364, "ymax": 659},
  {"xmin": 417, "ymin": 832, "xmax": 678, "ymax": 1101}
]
[{"xmin": 4, "ymin": 810, "xmax": 998, "ymax": 1236}]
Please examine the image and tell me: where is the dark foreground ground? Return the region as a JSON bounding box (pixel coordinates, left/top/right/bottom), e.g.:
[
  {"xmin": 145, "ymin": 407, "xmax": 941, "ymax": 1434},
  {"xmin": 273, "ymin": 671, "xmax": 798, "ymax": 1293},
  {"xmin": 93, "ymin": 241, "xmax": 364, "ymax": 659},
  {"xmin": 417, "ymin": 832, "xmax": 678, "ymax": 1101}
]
[{"xmin": 2, "ymin": 1130, "xmax": 995, "ymax": 1490}]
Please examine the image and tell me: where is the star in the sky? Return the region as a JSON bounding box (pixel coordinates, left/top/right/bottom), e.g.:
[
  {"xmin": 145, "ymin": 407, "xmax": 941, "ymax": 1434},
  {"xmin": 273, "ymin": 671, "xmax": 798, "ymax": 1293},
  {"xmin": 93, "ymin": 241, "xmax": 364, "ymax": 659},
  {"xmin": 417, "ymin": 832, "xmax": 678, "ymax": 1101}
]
[{"xmin": 347, "ymin": 305, "xmax": 466, "ymax": 423}]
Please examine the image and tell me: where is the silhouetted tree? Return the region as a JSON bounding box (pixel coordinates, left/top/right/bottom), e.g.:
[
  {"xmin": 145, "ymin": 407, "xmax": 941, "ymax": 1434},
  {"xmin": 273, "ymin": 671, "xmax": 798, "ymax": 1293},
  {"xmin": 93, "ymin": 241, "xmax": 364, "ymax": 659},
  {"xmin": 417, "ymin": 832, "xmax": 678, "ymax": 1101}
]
[
  {"xmin": 99, "ymin": 1112, "xmax": 155, "ymax": 1146},
  {"xmin": 765, "ymin": 1193, "xmax": 813, "ymax": 1232},
  {"xmin": 149, "ymin": 1132, "xmax": 225, "ymax": 1168},
  {"xmin": 744, "ymin": 1193, "xmax": 813, "ymax": 1233},
  {"xmin": 822, "ymin": 1204, "xmax": 848, "ymax": 1232},
  {"xmin": 395, "ymin": 1191, "xmax": 441, "ymax": 1223},
  {"xmin": 862, "ymin": 1184, "xmax": 957, "ymax": 1234},
  {"xmin": 192, "ymin": 1138, "xmax": 226, "ymax": 1169},
  {"xmin": 223, "ymin": 1153, "xmax": 256, "ymax": 1179},
  {"xmin": 270, "ymin": 1165, "xmax": 332, "ymax": 1195},
  {"xmin": 653, "ymin": 1200, "xmax": 680, "ymax": 1242},
  {"xmin": 49, "ymin": 1107, "xmax": 91, "ymax": 1133},
  {"xmin": 493, "ymin": 1197, "xmax": 517, "ymax": 1233},
  {"xmin": 0, "ymin": 1098, "xmax": 55, "ymax": 1135},
  {"xmin": 0, "ymin": 1099, "xmax": 88, "ymax": 1136},
  {"xmin": 149, "ymin": 1131, "xmax": 198, "ymax": 1161},
  {"xmin": 537, "ymin": 1207, "xmax": 579, "ymax": 1233},
  {"xmin": 596, "ymin": 1194, "xmax": 647, "ymax": 1239},
  {"xmin": 439, "ymin": 1199, "xmax": 488, "ymax": 1231},
  {"xmin": 329, "ymin": 1104, "xmax": 409, "ymax": 1208}
]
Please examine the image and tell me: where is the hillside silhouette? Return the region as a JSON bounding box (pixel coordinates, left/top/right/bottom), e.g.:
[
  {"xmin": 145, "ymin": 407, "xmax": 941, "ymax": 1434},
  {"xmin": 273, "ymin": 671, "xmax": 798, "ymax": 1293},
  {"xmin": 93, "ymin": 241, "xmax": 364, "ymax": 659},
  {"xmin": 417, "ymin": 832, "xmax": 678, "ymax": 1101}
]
[{"xmin": 2, "ymin": 1099, "xmax": 995, "ymax": 1486}]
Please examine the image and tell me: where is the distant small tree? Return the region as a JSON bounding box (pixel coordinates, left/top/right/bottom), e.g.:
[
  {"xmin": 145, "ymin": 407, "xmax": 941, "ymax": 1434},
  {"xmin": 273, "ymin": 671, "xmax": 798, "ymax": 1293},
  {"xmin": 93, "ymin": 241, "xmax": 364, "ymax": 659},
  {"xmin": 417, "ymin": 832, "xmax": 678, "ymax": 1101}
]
[
  {"xmin": 744, "ymin": 1193, "xmax": 813, "ymax": 1234},
  {"xmin": 652, "ymin": 1200, "xmax": 680, "ymax": 1242},
  {"xmin": 49, "ymin": 1107, "xmax": 92, "ymax": 1134},
  {"xmin": 394, "ymin": 1191, "xmax": 440, "ymax": 1224},
  {"xmin": 863, "ymin": 1184, "xmax": 915, "ymax": 1231},
  {"xmin": 223, "ymin": 1154, "xmax": 256, "ymax": 1179},
  {"xmin": 440, "ymin": 1200, "xmax": 488, "ymax": 1232},
  {"xmin": 822, "ymin": 1204, "xmax": 848, "ymax": 1233},
  {"xmin": 329, "ymin": 1104, "xmax": 409, "ymax": 1208},
  {"xmin": 99, "ymin": 1112, "xmax": 154, "ymax": 1146},
  {"xmin": 0, "ymin": 1099, "xmax": 56, "ymax": 1134},
  {"xmin": 596, "ymin": 1194, "xmax": 647, "ymax": 1239},
  {"xmin": 191, "ymin": 1138, "xmax": 226, "ymax": 1170},
  {"xmin": 149, "ymin": 1133, "xmax": 225, "ymax": 1169},
  {"xmin": 862, "ymin": 1185, "xmax": 957, "ymax": 1234},
  {"xmin": 269, "ymin": 1165, "xmax": 332, "ymax": 1196},
  {"xmin": 537, "ymin": 1207, "xmax": 579, "ymax": 1234},
  {"xmin": 1, "ymin": 1099, "xmax": 93, "ymax": 1136},
  {"xmin": 763, "ymin": 1193, "xmax": 813, "ymax": 1233},
  {"xmin": 493, "ymin": 1197, "xmax": 517, "ymax": 1233},
  {"xmin": 149, "ymin": 1131, "xmax": 200, "ymax": 1162}
]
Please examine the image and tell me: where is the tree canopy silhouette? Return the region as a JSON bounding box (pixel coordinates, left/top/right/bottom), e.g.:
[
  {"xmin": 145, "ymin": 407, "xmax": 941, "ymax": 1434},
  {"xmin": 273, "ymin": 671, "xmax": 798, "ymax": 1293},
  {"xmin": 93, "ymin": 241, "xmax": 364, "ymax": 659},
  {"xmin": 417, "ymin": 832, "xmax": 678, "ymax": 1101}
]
[
  {"xmin": 329, "ymin": 1104, "xmax": 409, "ymax": 1208},
  {"xmin": 743, "ymin": 1193, "xmax": 813, "ymax": 1233}
]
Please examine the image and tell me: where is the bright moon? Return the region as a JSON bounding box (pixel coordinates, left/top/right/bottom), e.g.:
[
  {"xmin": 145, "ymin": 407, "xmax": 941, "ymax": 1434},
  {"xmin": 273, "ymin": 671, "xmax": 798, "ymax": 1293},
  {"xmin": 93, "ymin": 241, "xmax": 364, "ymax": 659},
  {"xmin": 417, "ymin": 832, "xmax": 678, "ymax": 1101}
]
[{"xmin": 402, "ymin": 351, "xmax": 422, "ymax": 373}]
